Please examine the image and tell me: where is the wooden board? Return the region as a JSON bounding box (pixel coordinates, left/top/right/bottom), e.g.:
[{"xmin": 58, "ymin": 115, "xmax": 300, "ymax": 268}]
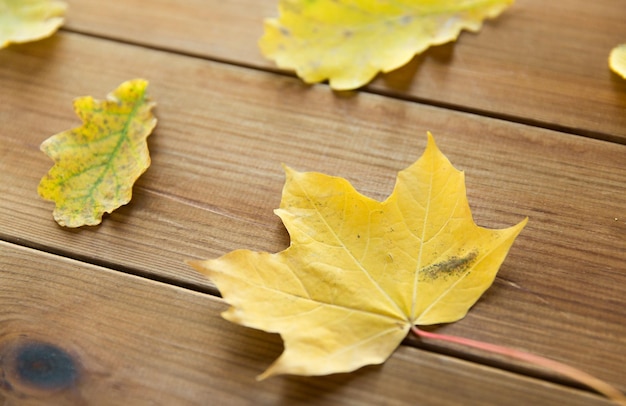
[
  {"xmin": 1, "ymin": 32, "xmax": 625, "ymax": 394},
  {"xmin": 62, "ymin": 0, "xmax": 626, "ymax": 142},
  {"xmin": 0, "ymin": 241, "xmax": 613, "ymax": 405}
]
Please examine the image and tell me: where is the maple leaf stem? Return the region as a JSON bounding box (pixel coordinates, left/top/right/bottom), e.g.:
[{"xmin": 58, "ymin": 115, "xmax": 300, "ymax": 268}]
[{"xmin": 411, "ymin": 326, "xmax": 626, "ymax": 405}]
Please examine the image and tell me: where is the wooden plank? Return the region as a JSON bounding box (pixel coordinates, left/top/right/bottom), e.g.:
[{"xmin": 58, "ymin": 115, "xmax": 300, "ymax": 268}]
[
  {"xmin": 62, "ymin": 0, "xmax": 626, "ymax": 142},
  {"xmin": 0, "ymin": 241, "xmax": 613, "ymax": 405},
  {"xmin": 1, "ymin": 33, "xmax": 626, "ymax": 391}
]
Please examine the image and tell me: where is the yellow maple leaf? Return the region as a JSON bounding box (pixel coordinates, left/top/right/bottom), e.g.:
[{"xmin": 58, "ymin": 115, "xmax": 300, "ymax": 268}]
[
  {"xmin": 38, "ymin": 79, "xmax": 157, "ymax": 228},
  {"xmin": 0, "ymin": 0, "xmax": 67, "ymax": 49},
  {"xmin": 609, "ymin": 44, "xmax": 626, "ymax": 79},
  {"xmin": 190, "ymin": 132, "xmax": 527, "ymax": 379},
  {"xmin": 259, "ymin": 0, "xmax": 513, "ymax": 90}
]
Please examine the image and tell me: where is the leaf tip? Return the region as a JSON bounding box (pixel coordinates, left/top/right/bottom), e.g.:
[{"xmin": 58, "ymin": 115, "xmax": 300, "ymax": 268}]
[
  {"xmin": 423, "ymin": 131, "xmax": 447, "ymax": 162},
  {"xmin": 505, "ymin": 216, "xmax": 528, "ymax": 235},
  {"xmin": 281, "ymin": 163, "xmax": 304, "ymax": 181},
  {"xmin": 519, "ymin": 216, "xmax": 529, "ymax": 227},
  {"xmin": 187, "ymin": 259, "xmax": 209, "ymax": 276},
  {"xmin": 425, "ymin": 130, "xmax": 436, "ymax": 144}
]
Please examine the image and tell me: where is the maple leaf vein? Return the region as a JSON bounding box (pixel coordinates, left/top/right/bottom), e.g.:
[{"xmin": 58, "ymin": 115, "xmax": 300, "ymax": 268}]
[{"xmin": 295, "ymin": 179, "xmax": 405, "ymax": 318}]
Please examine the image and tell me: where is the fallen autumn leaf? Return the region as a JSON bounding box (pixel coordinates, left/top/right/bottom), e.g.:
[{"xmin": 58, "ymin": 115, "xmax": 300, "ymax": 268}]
[
  {"xmin": 0, "ymin": 0, "xmax": 67, "ymax": 49},
  {"xmin": 38, "ymin": 79, "xmax": 157, "ymax": 227},
  {"xmin": 190, "ymin": 132, "xmax": 527, "ymax": 379},
  {"xmin": 259, "ymin": 0, "xmax": 514, "ymax": 90},
  {"xmin": 610, "ymin": 44, "xmax": 626, "ymax": 79}
]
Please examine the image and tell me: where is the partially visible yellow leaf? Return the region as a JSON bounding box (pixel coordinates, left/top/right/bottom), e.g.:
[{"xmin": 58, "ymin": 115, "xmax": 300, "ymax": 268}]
[
  {"xmin": 259, "ymin": 0, "xmax": 513, "ymax": 90},
  {"xmin": 190, "ymin": 132, "xmax": 527, "ymax": 379},
  {"xmin": 38, "ymin": 79, "xmax": 157, "ymax": 228},
  {"xmin": 609, "ymin": 44, "xmax": 626, "ymax": 79},
  {"xmin": 0, "ymin": 0, "xmax": 67, "ymax": 49}
]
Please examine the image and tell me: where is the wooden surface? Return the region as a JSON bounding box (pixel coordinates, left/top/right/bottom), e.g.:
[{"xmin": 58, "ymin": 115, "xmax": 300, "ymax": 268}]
[
  {"xmin": 0, "ymin": 242, "xmax": 614, "ymax": 406},
  {"xmin": 62, "ymin": 0, "xmax": 626, "ymax": 142},
  {"xmin": 1, "ymin": 1, "xmax": 625, "ymax": 404}
]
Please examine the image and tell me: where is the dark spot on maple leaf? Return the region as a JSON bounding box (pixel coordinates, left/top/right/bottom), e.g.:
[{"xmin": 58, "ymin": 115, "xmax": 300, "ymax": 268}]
[
  {"xmin": 400, "ymin": 15, "xmax": 413, "ymax": 25},
  {"xmin": 421, "ymin": 251, "xmax": 478, "ymax": 281}
]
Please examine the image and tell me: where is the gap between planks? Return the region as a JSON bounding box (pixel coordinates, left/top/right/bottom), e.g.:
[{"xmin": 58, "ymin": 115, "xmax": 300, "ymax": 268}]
[
  {"xmin": 0, "ymin": 242, "xmax": 609, "ymax": 405},
  {"xmin": 0, "ymin": 231, "xmax": 219, "ymax": 297},
  {"xmin": 0, "ymin": 237, "xmax": 615, "ymax": 403},
  {"xmin": 57, "ymin": 27, "xmax": 626, "ymax": 146}
]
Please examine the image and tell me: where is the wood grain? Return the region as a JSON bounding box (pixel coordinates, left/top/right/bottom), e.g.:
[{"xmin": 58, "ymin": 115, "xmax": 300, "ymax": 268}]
[
  {"xmin": 62, "ymin": 0, "xmax": 626, "ymax": 142},
  {"xmin": 0, "ymin": 32, "xmax": 625, "ymax": 392},
  {"xmin": 0, "ymin": 241, "xmax": 614, "ymax": 405}
]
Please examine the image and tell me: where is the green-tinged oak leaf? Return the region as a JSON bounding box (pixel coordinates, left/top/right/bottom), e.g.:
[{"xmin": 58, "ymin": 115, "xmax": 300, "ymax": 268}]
[
  {"xmin": 0, "ymin": 0, "xmax": 67, "ymax": 49},
  {"xmin": 38, "ymin": 79, "xmax": 156, "ymax": 228},
  {"xmin": 610, "ymin": 44, "xmax": 626, "ymax": 79},
  {"xmin": 259, "ymin": 0, "xmax": 513, "ymax": 90},
  {"xmin": 189, "ymin": 132, "xmax": 527, "ymax": 379}
]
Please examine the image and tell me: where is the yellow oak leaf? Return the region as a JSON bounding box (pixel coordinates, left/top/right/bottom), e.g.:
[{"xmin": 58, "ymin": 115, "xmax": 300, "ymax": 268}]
[
  {"xmin": 190, "ymin": 132, "xmax": 527, "ymax": 379},
  {"xmin": 609, "ymin": 44, "xmax": 626, "ymax": 79},
  {"xmin": 38, "ymin": 79, "xmax": 157, "ymax": 228},
  {"xmin": 259, "ymin": 0, "xmax": 513, "ymax": 90},
  {"xmin": 0, "ymin": 0, "xmax": 67, "ymax": 49}
]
